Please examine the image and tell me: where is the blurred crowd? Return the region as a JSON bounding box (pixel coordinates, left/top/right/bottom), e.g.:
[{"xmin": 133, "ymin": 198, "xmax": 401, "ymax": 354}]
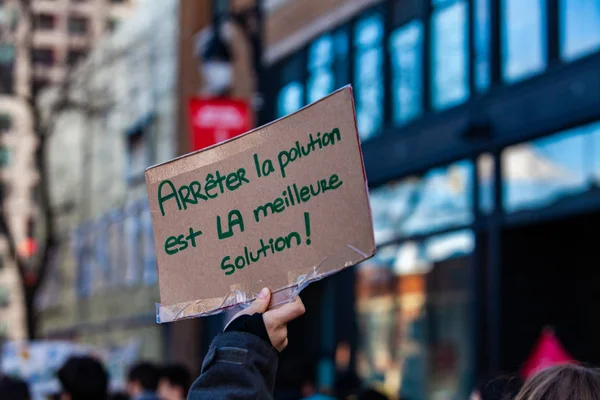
[
  {"xmin": 0, "ymin": 355, "xmax": 397, "ymax": 400},
  {"xmin": 0, "ymin": 358, "xmax": 191, "ymax": 400},
  {"xmin": 1, "ymin": 348, "xmax": 599, "ymax": 400}
]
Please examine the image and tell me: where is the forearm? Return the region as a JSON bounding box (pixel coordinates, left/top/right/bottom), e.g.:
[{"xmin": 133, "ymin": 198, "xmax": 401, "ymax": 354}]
[{"xmin": 187, "ymin": 331, "xmax": 279, "ymax": 400}]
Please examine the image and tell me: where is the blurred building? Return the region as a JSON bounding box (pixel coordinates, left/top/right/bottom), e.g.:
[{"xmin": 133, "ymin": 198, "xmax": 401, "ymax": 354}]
[
  {"xmin": 257, "ymin": 0, "xmax": 600, "ymax": 398},
  {"xmin": 38, "ymin": 0, "xmax": 177, "ymax": 362},
  {"xmin": 30, "ymin": 0, "xmax": 600, "ymax": 398},
  {"xmin": 29, "ymin": 0, "xmax": 138, "ymax": 87},
  {"xmin": 172, "ymin": 3, "xmax": 600, "ymax": 397},
  {"xmin": 0, "ymin": 0, "xmax": 137, "ymax": 341}
]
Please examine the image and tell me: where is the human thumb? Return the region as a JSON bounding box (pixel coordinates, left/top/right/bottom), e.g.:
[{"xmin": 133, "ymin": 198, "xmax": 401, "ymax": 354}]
[{"xmin": 245, "ymin": 287, "xmax": 271, "ymax": 314}]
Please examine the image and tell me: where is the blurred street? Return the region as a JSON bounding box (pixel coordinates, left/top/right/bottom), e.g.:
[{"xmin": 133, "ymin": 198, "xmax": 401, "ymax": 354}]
[{"xmin": 0, "ymin": 0, "xmax": 600, "ymax": 399}]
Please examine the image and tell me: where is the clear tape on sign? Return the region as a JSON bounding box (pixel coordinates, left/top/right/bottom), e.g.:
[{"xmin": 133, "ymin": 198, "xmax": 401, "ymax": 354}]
[{"xmin": 155, "ymin": 256, "xmax": 346, "ymax": 323}]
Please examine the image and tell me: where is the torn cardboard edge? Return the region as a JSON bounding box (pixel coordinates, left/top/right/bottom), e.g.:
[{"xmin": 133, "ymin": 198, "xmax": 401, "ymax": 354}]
[{"xmin": 156, "ymin": 244, "xmax": 372, "ymax": 323}]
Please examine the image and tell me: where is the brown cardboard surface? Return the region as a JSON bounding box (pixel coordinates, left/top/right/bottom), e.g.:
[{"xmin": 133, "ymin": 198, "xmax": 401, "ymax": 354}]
[{"xmin": 145, "ymin": 87, "xmax": 375, "ymax": 315}]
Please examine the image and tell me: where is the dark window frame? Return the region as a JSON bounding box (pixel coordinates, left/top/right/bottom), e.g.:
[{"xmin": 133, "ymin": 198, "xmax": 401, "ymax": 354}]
[
  {"xmin": 0, "ymin": 44, "xmax": 15, "ymax": 95},
  {"xmin": 268, "ymin": 0, "xmax": 588, "ymax": 135},
  {"xmin": 34, "ymin": 13, "xmax": 56, "ymax": 30},
  {"xmin": 0, "ymin": 114, "xmax": 11, "ymax": 133},
  {"xmin": 31, "ymin": 47, "xmax": 55, "ymax": 66},
  {"xmin": 125, "ymin": 114, "xmax": 156, "ymax": 185},
  {"xmin": 68, "ymin": 15, "xmax": 90, "ymax": 35}
]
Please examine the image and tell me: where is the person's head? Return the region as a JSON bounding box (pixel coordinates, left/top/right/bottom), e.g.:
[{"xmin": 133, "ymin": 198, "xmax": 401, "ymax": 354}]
[
  {"xmin": 57, "ymin": 356, "xmax": 108, "ymax": 400},
  {"xmin": 127, "ymin": 362, "xmax": 160, "ymax": 397},
  {"xmin": 157, "ymin": 364, "xmax": 191, "ymax": 400},
  {"xmin": 514, "ymin": 364, "xmax": 600, "ymax": 400},
  {"xmin": 471, "ymin": 373, "xmax": 523, "ymax": 400},
  {"xmin": 0, "ymin": 376, "xmax": 31, "ymax": 400}
]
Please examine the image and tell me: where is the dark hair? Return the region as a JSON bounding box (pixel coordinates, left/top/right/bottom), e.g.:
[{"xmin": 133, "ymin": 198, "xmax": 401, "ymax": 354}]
[
  {"xmin": 515, "ymin": 364, "xmax": 600, "ymax": 400},
  {"xmin": 0, "ymin": 376, "xmax": 31, "ymax": 400},
  {"xmin": 477, "ymin": 373, "xmax": 523, "ymax": 400},
  {"xmin": 160, "ymin": 364, "xmax": 192, "ymax": 396},
  {"xmin": 128, "ymin": 362, "xmax": 160, "ymax": 391},
  {"xmin": 57, "ymin": 356, "xmax": 108, "ymax": 400},
  {"xmin": 108, "ymin": 393, "xmax": 130, "ymax": 400}
]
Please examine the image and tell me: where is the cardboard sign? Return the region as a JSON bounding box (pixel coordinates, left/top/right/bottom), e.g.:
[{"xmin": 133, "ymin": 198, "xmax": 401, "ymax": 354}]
[{"xmin": 146, "ymin": 87, "xmax": 375, "ymax": 321}]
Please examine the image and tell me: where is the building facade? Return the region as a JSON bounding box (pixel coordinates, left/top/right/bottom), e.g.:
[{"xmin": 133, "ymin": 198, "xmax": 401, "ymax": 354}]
[
  {"xmin": 39, "ymin": 0, "xmax": 177, "ymax": 363},
  {"xmin": 0, "ymin": 0, "xmax": 137, "ymax": 341},
  {"xmin": 259, "ymin": 0, "xmax": 600, "ymax": 398}
]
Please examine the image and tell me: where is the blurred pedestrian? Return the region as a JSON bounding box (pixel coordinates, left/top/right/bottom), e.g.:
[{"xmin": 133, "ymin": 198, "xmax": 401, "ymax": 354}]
[
  {"xmin": 187, "ymin": 287, "xmax": 305, "ymax": 399},
  {"xmin": 470, "ymin": 373, "xmax": 523, "ymax": 400},
  {"xmin": 334, "ymin": 341, "xmax": 361, "ymax": 399},
  {"xmin": 127, "ymin": 362, "xmax": 160, "ymax": 400},
  {"xmin": 0, "ymin": 375, "xmax": 31, "ymax": 400},
  {"xmin": 299, "ymin": 362, "xmax": 335, "ymax": 400},
  {"xmin": 158, "ymin": 364, "xmax": 191, "ymax": 400},
  {"xmin": 57, "ymin": 356, "xmax": 109, "ymax": 400},
  {"xmin": 514, "ymin": 364, "xmax": 600, "ymax": 400}
]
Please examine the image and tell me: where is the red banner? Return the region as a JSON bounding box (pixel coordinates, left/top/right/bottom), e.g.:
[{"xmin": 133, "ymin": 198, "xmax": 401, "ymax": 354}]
[
  {"xmin": 188, "ymin": 97, "xmax": 251, "ymax": 151},
  {"xmin": 521, "ymin": 328, "xmax": 575, "ymax": 379}
]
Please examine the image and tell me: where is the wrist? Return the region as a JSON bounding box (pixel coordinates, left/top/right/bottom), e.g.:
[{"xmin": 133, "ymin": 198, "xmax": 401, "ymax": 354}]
[{"xmin": 224, "ymin": 313, "xmax": 273, "ymax": 349}]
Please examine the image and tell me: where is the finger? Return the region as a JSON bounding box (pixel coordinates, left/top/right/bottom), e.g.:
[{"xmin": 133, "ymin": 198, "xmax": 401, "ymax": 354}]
[
  {"xmin": 244, "ymin": 287, "xmax": 271, "ymax": 315},
  {"xmin": 265, "ymin": 296, "xmax": 305, "ymax": 324},
  {"xmin": 280, "ymin": 337, "xmax": 289, "ymax": 352},
  {"xmin": 272, "ymin": 327, "xmax": 288, "ymax": 352},
  {"xmin": 225, "ymin": 288, "xmax": 271, "ymax": 330}
]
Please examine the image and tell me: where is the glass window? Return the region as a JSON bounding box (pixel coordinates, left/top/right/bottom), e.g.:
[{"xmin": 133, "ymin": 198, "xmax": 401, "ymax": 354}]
[
  {"xmin": 431, "ymin": 1, "xmax": 469, "ymax": 110},
  {"xmin": 354, "ymin": 12, "xmax": 384, "ymax": 141},
  {"xmin": 0, "ymin": 114, "xmax": 11, "ymax": 133},
  {"xmin": 474, "ymin": 0, "xmax": 491, "ymax": 92},
  {"xmin": 75, "ymin": 231, "xmax": 93, "ymax": 298},
  {"xmin": 0, "ymin": 147, "xmax": 10, "ymax": 166},
  {"xmin": 0, "ymin": 44, "xmax": 14, "ymax": 94},
  {"xmin": 126, "ymin": 118, "xmax": 154, "ymax": 181},
  {"xmin": 307, "ymin": 34, "xmax": 335, "ymax": 104},
  {"xmin": 108, "ymin": 216, "xmax": 126, "ymax": 286},
  {"xmin": 68, "ymin": 16, "xmax": 89, "ymax": 35},
  {"xmin": 93, "ymin": 220, "xmax": 110, "ymax": 289},
  {"xmin": 370, "ymin": 160, "xmax": 474, "ymax": 243},
  {"xmin": 307, "ymin": 29, "xmax": 349, "ymax": 104},
  {"xmin": 34, "ymin": 13, "xmax": 55, "ymax": 30},
  {"xmin": 333, "ymin": 28, "xmax": 350, "ymax": 87},
  {"xmin": 142, "ymin": 205, "xmax": 158, "ymax": 285},
  {"xmin": 560, "ymin": 0, "xmax": 600, "ymax": 61},
  {"xmin": 389, "ymin": 20, "xmax": 423, "ymax": 125},
  {"xmin": 502, "ymin": 121, "xmax": 600, "ymax": 213},
  {"xmin": 31, "ymin": 48, "xmax": 55, "ymax": 66},
  {"xmin": 502, "ymin": 0, "xmax": 546, "ymax": 83},
  {"xmin": 277, "ymin": 81, "xmax": 304, "ymax": 118},
  {"xmin": 594, "ymin": 125, "xmax": 600, "ymax": 186},
  {"xmin": 356, "ymin": 229, "xmax": 474, "ymax": 399},
  {"xmin": 125, "ymin": 210, "xmax": 141, "ymax": 285}
]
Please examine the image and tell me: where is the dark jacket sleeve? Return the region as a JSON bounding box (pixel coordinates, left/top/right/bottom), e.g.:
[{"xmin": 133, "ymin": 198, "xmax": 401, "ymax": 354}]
[{"xmin": 187, "ymin": 331, "xmax": 279, "ymax": 400}]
